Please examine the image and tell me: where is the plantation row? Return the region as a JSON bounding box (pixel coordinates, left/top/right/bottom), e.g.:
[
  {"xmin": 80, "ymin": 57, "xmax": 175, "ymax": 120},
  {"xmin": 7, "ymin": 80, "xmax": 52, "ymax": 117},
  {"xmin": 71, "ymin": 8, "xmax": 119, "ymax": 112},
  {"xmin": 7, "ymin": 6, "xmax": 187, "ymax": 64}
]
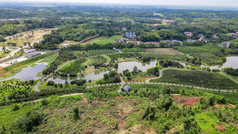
[{"xmin": 151, "ymin": 69, "xmax": 238, "ymax": 89}]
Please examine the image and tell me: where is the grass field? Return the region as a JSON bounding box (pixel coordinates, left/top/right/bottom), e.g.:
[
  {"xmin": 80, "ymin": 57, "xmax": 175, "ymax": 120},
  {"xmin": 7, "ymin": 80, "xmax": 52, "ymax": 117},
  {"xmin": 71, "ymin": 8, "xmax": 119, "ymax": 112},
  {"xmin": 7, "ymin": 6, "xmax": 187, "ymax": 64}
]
[
  {"xmin": 82, "ymin": 35, "xmax": 123, "ymax": 45},
  {"xmin": 150, "ymin": 69, "xmax": 238, "ymax": 89},
  {"xmin": 145, "ymin": 48, "xmax": 183, "ymax": 55},
  {"xmin": 0, "ymin": 29, "xmax": 52, "ymax": 47}
]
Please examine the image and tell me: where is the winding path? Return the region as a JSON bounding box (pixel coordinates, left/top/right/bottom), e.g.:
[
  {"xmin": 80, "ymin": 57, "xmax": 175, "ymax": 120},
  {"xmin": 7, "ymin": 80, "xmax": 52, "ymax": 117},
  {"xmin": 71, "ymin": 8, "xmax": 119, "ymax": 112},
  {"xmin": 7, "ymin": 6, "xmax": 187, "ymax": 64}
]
[{"xmin": 34, "ymin": 54, "xmax": 112, "ymax": 92}]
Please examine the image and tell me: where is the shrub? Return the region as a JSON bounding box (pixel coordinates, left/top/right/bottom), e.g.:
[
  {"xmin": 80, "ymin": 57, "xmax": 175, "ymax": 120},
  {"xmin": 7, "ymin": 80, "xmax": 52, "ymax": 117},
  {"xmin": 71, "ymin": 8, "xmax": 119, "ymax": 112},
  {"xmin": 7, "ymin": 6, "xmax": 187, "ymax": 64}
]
[
  {"xmin": 41, "ymin": 99, "xmax": 49, "ymax": 106},
  {"xmin": 183, "ymin": 118, "xmax": 201, "ymax": 134},
  {"xmin": 142, "ymin": 105, "xmax": 156, "ymax": 120},
  {"xmin": 12, "ymin": 104, "xmax": 20, "ymax": 111},
  {"xmin": 72, "ymin": 107, "xmax": 80, "ymax": 120},
  {"xmin": 17, "ymin": 111, "xmax": 44, "ymax": 132}
]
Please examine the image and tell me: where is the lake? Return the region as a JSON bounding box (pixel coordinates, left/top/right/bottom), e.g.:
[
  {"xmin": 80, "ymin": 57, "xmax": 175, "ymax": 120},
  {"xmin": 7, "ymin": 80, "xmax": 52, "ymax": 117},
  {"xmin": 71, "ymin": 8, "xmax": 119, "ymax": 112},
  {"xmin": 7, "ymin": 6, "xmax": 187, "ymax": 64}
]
[
  {"xmin": 118, "ymin": 61, "xmax": 157, "ymax": 73},
  {"xmin": 0, "ymin": 64, "xmax": 47, "ymax": 81},
  {"xmin": 202, "ymin": 56, "xmax": 238, "ymax": 70},
  {"xmin": 48, "ymin": 71, "xmax": 109, "ymax": 84}
]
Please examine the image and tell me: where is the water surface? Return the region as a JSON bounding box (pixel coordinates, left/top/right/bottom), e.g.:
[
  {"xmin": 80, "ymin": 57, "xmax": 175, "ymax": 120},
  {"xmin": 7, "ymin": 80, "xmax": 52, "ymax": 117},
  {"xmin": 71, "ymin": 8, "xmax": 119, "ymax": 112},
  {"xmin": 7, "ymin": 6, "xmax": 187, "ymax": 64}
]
[
  {"xmin": 0, "ymin": 64, "xmax": 47, "ymax": 81},
  {"xmin": 118, "ymin": 61, "xmax": 157, "ymax": 73}
]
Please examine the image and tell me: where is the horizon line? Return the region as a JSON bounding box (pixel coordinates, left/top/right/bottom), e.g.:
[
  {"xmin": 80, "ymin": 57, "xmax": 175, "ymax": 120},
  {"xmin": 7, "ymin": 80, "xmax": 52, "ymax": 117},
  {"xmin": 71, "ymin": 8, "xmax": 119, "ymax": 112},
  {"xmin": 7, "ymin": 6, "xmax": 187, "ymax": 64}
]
[{"xmin": 1, "ymin": 1, "xmax": 238, "ymax": 9}]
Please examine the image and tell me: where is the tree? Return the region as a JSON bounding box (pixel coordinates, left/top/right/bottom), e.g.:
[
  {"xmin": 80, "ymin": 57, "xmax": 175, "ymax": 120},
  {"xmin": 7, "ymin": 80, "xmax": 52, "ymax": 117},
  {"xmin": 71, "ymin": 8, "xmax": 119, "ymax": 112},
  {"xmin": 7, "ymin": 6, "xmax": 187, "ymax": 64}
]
[
  {"xmin": 183, "ymin": 118, "xmax": 201, "ymax": 134},
  {"xmin": 2, "ymin": 46, "xmax": 6, "ymax": 53},
  {"xmin": 72, "ymin": 107, "xmax": 80, "ymax": 120},
  {"xmin": 133, "ymin": 66, "xmax": 138, "ymax": 74},
  {"xmin": 142, "ymin": 105, "xmax": 156, "ymax": 120}
]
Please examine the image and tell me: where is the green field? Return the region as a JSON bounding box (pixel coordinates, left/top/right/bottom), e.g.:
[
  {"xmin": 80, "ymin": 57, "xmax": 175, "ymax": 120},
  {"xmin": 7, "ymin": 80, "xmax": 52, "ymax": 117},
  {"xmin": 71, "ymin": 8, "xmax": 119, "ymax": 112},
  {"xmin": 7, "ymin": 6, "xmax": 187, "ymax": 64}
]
[
  {"xmin": 175, "ymin": 45, "xmax": 235, "ymax": 65},
  {"xmin": 82, "ymin": 35, "xmax": 123, "ymax": 45},
  {"xmin": 150, "ymin": 69, "xmax": 238, "ymax": 89},
  {"xmin": 59, "ymin": 59, "xmax": 87, "ymax": 74},
  {"xmin": 88, "ymin": 56, "xmax": 107, "ymax": 66}
]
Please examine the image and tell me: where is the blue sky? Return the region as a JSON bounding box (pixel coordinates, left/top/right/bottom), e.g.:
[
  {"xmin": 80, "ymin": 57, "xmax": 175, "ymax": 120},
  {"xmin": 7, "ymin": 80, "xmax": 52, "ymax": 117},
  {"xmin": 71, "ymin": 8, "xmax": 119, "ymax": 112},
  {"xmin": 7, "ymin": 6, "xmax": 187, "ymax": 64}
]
[{"xmin": 4, "ymin": 0, "xmax": 238, "ymax": 7}]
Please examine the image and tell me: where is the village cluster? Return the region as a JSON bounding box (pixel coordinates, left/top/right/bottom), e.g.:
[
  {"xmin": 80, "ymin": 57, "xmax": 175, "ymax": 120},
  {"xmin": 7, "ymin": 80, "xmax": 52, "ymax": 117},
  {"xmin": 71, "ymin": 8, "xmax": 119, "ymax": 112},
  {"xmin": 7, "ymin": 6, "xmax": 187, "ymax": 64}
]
[{"xmin": 116, "ymin": 28, "xmax": 238, "ymax": 48}]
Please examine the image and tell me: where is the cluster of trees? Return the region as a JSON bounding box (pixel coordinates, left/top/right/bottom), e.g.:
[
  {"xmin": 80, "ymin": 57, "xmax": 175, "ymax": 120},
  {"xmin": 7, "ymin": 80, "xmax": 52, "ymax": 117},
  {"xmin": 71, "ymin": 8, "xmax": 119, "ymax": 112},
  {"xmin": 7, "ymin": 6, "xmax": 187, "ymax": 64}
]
[
  {"xmin": 122, "ymin": 66, "xmax": 142, "ymax": 81},
  {"xmin": 224, "ymin": 68, "xmax": 238, "ymax": 76},
  {"xmin": 100, "ymin": 71, "xmax": 121, "ymax": 84},
  {"xmin": 159, "ymin": 60, "xmax": 184, "ymax": 68},
  {"xmin": 147, "ymin": 67, "xmax": 160, "ymax": 76},
  {"xmin": 186, "ymin": 58, "xmax": 202, "ymax": 65},
  {"xmin": 43, "ymin": 50, "xmax": 77, "ymax": 75}
]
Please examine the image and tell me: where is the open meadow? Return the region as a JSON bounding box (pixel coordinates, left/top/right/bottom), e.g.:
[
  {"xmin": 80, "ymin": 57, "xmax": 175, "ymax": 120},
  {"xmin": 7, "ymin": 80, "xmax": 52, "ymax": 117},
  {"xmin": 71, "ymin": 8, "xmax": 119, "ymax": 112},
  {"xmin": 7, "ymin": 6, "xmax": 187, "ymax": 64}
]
[{"xmin": 81, "ymin": 35, "xmax": 123, "ymax": 45}]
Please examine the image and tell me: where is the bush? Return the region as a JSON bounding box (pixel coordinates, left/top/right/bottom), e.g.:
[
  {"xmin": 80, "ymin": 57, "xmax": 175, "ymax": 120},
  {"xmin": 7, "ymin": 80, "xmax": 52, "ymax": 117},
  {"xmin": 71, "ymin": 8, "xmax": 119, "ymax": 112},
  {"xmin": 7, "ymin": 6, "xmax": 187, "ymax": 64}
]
[
  {"xmin": 17, "ymin": 111, "xmax": 44, "ymax": 132},
  {"xmin": 142, "ymin": 105, "xmax": 156, "ymax": 120},
  {"xmin": 47, "ymin": 81, "xmax": 55, "ymax": 86},
  {"xmin": 183, "ymin": 118, "xmax": 201, "ymax": 134},
  {"xmin": 72, "ymin": 107, "xmax": 79, "ymax": 120},
  {"xmin": 41, "ymin": 99, "xmax": 49, "ymax": 106},
  {"xmin": 12, "ymin": 104, "xmax": 20, "ymax": 111}
]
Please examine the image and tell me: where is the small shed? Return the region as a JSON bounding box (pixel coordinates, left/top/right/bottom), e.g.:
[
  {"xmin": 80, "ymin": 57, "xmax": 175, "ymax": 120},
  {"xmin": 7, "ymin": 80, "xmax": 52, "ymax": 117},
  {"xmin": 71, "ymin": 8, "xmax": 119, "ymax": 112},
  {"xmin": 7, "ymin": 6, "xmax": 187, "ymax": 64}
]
[{"xmin": 124, "ymin": 85, "xmax": 130, "ymax": 92}]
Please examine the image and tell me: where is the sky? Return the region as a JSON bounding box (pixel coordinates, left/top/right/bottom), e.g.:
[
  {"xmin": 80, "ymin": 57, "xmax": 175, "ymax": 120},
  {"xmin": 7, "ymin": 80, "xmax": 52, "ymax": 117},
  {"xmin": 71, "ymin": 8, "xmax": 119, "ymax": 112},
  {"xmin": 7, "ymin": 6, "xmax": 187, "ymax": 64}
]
[{"xmin": 4, "ymin": 0, "xmax": 238, "ymax": 7}]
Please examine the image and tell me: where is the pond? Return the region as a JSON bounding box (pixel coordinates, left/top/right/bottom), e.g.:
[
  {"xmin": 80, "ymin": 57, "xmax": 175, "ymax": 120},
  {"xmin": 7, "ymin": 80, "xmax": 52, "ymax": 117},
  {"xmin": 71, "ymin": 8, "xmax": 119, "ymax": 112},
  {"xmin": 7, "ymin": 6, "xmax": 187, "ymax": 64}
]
[
  {"xmin": 222, "ymin": 56, "xmax": 238, "ymax": 69},
  {"xmin": 0, "ymin": 64, "xmax": 47, "ymax": 81},
  {"xmin": 48, "ymin": 71, "xmax": 109, "ymax": 84},
  {"xmin": 118, "ymin": 61, "xmax": 157, "ymax": 73},
  {"xmin": 202, "ymin": 56, "xmax": 238, "ymax": 70}
]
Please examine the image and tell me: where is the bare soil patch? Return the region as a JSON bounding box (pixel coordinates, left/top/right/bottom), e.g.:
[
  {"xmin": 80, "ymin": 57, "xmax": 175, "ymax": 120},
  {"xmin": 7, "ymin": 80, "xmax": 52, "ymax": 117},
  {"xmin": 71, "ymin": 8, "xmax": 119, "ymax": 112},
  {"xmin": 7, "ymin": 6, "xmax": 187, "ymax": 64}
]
[{"xmin": 171, "ymin": 94, "xmax": 199, "ymax": 106}]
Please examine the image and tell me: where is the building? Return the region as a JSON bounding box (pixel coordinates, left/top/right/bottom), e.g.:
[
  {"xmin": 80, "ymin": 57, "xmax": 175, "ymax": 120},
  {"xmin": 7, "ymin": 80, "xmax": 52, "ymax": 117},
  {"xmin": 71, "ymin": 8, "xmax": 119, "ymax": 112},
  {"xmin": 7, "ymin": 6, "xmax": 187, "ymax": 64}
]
[
  {"xmin": 116, "ymin": 38, "xmax": 127, "ymax": 42},
  {"xmin": 122, "ymin": 27, "xmax": 127, "ymax": 31},
  {"xmin": 125, "ymin": 32, "xmax": 136, "ymax": 39},
  {"xmin": 24, "ymin": 49, "xmax": 36, "ymax": 54},
  {"xmin": 199, "ymin": 34, "xmax": 205, "ymax": 38},
  {"xmin": 144, "ymin": 42, "xmax": 159, "ymax": 45},
  {"xmin": 160, "ymin": 40, "xmax": 171, "ymax": 43},
  {"xmin": 199, "ymin": 37, "xmax": 207, "ymax": 43},
  {"xmin": 172, "ymin": 40, "xmax": 183, "ymax": 44},
  {"xmin": 213, "ymin": 35, "xmax": 219, "ymax": 39},
  {"xmin": 230, "ymin": 33, "xmax": 237, "ymax": 38},
  {"xmin": 222, "ymin": 41, "xmax": 231, "ymax": 48},
  {"xmin": 123, "ymin": 85, "xmax": 130, "ymax": 92},
  {"xmin": 127, "ymin": 40, "xmax": 143, "ymax": 44},
  {"xmin": 187, "ymin": 39, "xmax": 196, "ymax": 43},
  {"xmin": 184, "ymin": 32, "xmax": 193, "ymax": 37},
  {"xmin": 26, "ymin": 52, "xmax": 41, "ymax": 58}
]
